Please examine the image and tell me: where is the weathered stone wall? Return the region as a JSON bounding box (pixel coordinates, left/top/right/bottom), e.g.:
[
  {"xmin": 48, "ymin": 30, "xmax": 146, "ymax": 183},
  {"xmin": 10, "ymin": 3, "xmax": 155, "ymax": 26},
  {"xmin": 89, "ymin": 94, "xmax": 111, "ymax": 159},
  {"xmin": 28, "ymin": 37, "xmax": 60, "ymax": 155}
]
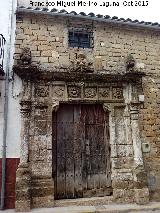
[
  {"xmin": 14, "ymin": 12, "xmax": 160, "ymax": 203},
  {"xmin": 140, "ymin": 76, "xmax": 160, "ymax": 201},
  {"xmin": 14, "ymin": 14, "xmax": 160, "ymax": 74}
]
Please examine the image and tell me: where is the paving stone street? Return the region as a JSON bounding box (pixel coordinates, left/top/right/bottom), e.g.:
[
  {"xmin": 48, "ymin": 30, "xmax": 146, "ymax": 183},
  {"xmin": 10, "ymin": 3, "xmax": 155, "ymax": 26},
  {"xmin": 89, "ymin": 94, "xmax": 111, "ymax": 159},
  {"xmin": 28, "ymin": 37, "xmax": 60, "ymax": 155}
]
[{"xmin": 1, "ymin": 202, "xmax": 160, "ymax": 213}]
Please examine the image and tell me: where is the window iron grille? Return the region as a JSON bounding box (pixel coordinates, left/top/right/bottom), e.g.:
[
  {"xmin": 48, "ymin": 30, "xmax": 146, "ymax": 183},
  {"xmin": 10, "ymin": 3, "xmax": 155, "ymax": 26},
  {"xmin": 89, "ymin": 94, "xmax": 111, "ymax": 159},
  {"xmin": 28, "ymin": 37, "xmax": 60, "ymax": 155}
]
[
  {"xmin": 0, "ymin": 34, "xmax": 6, "ymax": 75},
  {"xmin": 68, "ymin": 29, "xmax": 93, "ymax": 48}
]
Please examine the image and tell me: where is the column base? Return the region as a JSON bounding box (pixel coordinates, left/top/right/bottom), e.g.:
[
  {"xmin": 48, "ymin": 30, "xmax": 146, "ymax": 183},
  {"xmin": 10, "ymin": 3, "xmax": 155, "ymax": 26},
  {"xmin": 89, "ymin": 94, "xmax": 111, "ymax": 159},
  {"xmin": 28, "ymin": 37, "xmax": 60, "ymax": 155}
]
[
  {"xmin": 15, "ymin": 200, "xmax": 31, "ymax": 212},
  {"xmin": 134, "ymin": 168, "xmax": 149, "ymax": 205},
  {"xmin": 135, "ymin": 188, "xmax": 149, "ymax": 205},
  {"xmin": 15, "ymin": 163, "xmax": 31, "ymax": 212},
  {"xmin": 31, "ymin": 177, "xmax": 54, "ymax": 208},
  {"xmin": 113, "ymin": 189, "xmax": 135, "ymax": 203}
]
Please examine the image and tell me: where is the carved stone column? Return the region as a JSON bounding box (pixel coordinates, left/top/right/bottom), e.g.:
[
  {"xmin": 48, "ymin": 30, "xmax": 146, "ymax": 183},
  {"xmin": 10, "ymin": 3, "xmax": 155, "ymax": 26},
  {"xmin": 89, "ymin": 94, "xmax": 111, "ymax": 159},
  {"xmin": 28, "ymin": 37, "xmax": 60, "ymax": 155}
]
[
  {"xmin": 103, "ymin": 103, "xmax": 114, "ymax": 143},
  {"xmin": 109, "ymin": 103, "xmax": 135, "ymax": 203},
  {"xmin": 130, "ymin": 104, "xmax": 143, "ymax": 167},
  {"xmin": 103, "ymin": 103, "xmax": 113, "ymax": 195},
  {"xmin": 50, "ymin": 100, "xmax": 59, "ymax": 196},
  {"xmin": 30, "ymin": 100, "xmax": 59, "ymax": 209},
  {"xmin": 15, "ymin": 100, "xmax": 32, "ymax": 212},
  {"xmin": 20, "ymin": 100, "xmax": 31, "ymax": 164},
  {"xmin": 130, "ymin": 103, "xmax": 149, "ymax": 204}
]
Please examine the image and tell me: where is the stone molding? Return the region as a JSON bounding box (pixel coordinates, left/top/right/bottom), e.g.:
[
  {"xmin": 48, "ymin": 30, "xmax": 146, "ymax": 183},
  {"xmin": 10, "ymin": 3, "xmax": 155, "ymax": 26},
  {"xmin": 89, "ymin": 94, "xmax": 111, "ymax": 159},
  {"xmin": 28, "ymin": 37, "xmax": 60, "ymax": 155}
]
[
  {"xmin": 20, "ymin": 100, "xmax": 32, "ymax": 118},
  {"xmin": 13, "ymin": 65, "xmax": 145, "ymax": 82},
  {"xmin": 33, "ymin": 83, "xmax": 125, "ymax": 102}
]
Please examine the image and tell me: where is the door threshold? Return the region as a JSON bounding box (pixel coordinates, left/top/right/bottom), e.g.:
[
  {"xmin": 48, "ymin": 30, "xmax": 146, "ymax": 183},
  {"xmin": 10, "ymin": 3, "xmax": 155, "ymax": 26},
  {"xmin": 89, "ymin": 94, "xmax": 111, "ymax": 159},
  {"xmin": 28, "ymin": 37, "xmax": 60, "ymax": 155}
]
[{"xmin": 54, "ymin": 196, "xmax": 114, "ymax": 207}]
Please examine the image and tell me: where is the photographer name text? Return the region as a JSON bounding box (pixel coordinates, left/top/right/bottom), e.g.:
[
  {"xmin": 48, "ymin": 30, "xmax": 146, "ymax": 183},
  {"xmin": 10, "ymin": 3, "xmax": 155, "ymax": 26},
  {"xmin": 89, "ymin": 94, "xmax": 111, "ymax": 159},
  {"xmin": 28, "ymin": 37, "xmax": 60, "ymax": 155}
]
[{"xmin": 30, "ymin": 0, "xmax": 149, "ymax": 8}]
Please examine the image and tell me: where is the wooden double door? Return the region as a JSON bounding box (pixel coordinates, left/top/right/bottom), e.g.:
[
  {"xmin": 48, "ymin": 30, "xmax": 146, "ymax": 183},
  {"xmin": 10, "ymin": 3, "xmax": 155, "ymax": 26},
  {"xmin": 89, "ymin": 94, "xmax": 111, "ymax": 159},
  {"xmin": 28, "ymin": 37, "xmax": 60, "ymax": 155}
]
[{"xmin": 52, "ymin": 104, "xmax": 112, "ymax": 200}]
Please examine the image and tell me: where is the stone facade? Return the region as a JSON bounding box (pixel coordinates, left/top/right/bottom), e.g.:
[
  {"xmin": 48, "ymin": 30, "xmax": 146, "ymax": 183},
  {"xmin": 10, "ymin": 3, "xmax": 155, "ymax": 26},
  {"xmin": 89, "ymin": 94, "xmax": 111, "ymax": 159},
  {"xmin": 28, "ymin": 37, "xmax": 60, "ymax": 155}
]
[{"xmin": 13, "ymin": 9, "xmax": 160, "ymax": 211}]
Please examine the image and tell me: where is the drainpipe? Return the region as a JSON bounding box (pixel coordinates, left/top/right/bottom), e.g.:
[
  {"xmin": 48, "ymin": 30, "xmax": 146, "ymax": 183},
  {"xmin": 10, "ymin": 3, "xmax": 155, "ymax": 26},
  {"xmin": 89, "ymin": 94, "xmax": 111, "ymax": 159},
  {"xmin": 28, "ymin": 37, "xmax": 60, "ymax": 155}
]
[
  {"xmin": 0, "ymin": 0, "xmax": 16, "ymax": 209},
  {"xmin": 0, "ymin": 43, "xmax": 8, "ymax": 210}
]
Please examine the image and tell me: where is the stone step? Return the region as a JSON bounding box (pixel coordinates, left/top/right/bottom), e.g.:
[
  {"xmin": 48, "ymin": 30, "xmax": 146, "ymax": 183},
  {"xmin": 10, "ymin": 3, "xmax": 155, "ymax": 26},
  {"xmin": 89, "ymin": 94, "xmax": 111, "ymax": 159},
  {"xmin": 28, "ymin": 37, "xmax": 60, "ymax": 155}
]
[
  {"xmin": 95, "ymin": 202, "xmax": 160, "ymax": 212},
  {"xmin": 3, "ymin": 202, "xmax": 160, "ymax": 213},
  {"xmin": 54, "ymin": 196, "xmax": 114, "ymax": 207},
  {"xmin": 32, "ymin": 202, "xmax": 160, "ymax": 213}
]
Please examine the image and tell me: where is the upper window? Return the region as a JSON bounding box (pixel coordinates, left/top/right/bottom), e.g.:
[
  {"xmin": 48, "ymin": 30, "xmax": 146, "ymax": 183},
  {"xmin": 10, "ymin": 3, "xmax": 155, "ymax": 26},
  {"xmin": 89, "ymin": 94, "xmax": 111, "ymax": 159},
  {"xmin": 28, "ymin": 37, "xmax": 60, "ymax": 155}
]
[{"xmin": 68, "ymin": 29, "xmax": 93, "ymax": 48}]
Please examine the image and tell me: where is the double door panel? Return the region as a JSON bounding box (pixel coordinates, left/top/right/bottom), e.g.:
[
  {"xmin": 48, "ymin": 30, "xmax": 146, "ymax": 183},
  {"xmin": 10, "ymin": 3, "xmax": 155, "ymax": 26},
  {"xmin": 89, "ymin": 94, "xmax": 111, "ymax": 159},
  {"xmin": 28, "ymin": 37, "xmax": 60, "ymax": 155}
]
[{"xmin": 52, "ymin": 104, "xmax": 111, "ymax": 200}]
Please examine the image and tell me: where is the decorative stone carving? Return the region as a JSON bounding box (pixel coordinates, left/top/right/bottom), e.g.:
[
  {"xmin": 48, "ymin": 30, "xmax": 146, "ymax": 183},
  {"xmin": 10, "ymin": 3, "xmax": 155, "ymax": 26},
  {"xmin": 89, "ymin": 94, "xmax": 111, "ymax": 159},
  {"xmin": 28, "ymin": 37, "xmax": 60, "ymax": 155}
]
[
  {"xmin": 34, "ymin": 120, "xmax": 48, "ymax": 136},
  {"xmin": 70, "ymin": 53, "xmax": 93, "ymax": 73},
  {"xmin": 23, "ymin": 82, "xmax": 33, "ymax": 102},
  {"xmin": 51, "ymin": 101, "xmax": 59, "ymax": 112},
  {"xmin": 99, "ymin": 87, "xmax": 110, "ymax": 99},
  {"xmin": 35, "ymin": 106, "xmax": 48, "ymax": 116},
  {"xmin": 20, "ymin": 47, "xmax": 32, "ymax": 65},
  {"xmin": 126, "ymin": 54, "xmax": 136, "ymax": 72},
  {"xmin": 103, "ymin": 103, "xmax": 112, "ymax": 112},
  {"xmin": 113, "ymin": 87, "xmax": 123, "ymax": 99},
  {"xmin": 35, "ymin": 86, "xmax": 49, "ymax": 97},
  {"xmin": 84, "ymin": 87, "xmax": 97, "ymax": 98},
  {"xmin": 20, "ymin": 100, "xmax": 32, "ymax": 118},
  {"xmin": 53, "ymin": 86, "xmax": 65, "ymax": 99},
  {"xmin": 68, "ymin": 86, "xmax": 81, "ymax": 98}
]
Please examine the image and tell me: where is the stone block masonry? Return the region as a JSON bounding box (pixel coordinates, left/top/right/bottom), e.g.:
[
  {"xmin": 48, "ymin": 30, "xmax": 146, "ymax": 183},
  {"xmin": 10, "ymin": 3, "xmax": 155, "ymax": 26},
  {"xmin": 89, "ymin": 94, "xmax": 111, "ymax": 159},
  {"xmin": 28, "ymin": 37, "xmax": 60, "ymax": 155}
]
[
  {"xmin": 14, "ymin": 14, "xmax": 160, "ymax": 75},
  {"xmin": 13, "ymin": 10, "xmax": 160, "ymax": 211}
]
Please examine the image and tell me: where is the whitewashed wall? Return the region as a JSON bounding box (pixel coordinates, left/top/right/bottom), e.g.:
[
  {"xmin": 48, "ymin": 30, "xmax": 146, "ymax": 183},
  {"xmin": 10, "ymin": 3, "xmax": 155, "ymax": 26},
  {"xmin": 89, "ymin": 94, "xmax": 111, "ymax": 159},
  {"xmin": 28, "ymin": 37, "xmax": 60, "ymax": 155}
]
[{"xmin": 0, "ymin": 0, "xmax": 21, "ymax": 158}]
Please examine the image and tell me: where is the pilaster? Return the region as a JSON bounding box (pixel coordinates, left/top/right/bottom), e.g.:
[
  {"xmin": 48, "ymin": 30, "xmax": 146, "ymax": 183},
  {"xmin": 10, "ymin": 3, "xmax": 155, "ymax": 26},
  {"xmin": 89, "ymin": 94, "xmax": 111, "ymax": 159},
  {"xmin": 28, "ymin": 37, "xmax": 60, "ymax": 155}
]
[
  {"xmin": 130, "ymin": 103, "xmax": 149, "ymax": 204},
  {"xmin": 15, "ymin": 100, "xmax": 32, "ymax": 212}
]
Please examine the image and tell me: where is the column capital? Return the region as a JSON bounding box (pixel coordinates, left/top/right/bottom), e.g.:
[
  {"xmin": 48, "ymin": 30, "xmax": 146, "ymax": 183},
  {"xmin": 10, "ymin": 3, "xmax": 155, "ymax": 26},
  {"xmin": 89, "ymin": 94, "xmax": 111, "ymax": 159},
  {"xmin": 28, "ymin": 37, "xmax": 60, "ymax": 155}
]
[
  {"xmin": 130, "ymin": 102, "xmax": 141, "ymax": 120},
  {"xmin": 130, "ymin": 102, "xmax": 140, "ymax": 111},
  {"xmin": 20, "ymin": 100, "xmax": 32, "ymax": 117}
]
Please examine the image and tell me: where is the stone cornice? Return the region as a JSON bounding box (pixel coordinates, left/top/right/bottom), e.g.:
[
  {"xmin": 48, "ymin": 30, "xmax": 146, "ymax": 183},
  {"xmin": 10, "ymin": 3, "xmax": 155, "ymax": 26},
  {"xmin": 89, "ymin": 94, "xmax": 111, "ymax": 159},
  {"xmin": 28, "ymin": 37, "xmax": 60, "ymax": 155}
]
[{"xmin": 13, "ymin": 64, "xmax": 145, "ymax": 83}]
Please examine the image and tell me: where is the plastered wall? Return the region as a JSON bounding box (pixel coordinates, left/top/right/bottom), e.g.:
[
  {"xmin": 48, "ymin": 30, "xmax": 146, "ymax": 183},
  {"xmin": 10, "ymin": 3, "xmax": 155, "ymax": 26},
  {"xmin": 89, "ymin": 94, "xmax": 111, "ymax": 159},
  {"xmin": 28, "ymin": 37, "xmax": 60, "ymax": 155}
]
[{"xmin": 0, "ymin": 0, "xmax": 21, "ymax": 158}]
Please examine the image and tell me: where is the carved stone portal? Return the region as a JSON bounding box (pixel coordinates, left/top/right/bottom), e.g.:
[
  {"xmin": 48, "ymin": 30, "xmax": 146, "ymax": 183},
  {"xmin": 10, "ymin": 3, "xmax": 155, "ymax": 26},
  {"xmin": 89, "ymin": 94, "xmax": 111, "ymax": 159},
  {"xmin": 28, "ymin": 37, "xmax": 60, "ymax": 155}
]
[{"xmin": 13, "ymin": 65, "xmax": 149, "ymax": 211}]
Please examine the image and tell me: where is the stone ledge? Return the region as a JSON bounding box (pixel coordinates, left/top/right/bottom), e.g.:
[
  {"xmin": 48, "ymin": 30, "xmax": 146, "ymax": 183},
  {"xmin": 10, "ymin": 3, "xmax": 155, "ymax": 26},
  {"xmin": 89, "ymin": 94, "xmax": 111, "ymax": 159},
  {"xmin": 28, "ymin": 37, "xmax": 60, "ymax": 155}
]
[{"xmin": 13, "ymin": 64, "xmax": 145, "ymax": 83}]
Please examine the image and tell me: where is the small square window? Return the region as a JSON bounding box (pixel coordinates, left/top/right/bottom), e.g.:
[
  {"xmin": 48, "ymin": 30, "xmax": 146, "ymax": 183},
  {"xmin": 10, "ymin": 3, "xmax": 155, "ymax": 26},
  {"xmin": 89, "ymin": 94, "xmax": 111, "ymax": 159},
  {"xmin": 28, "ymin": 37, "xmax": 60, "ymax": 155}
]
[{"xmin": 68, "ymin": 29, "xmax": 93, "ymax": 48}]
